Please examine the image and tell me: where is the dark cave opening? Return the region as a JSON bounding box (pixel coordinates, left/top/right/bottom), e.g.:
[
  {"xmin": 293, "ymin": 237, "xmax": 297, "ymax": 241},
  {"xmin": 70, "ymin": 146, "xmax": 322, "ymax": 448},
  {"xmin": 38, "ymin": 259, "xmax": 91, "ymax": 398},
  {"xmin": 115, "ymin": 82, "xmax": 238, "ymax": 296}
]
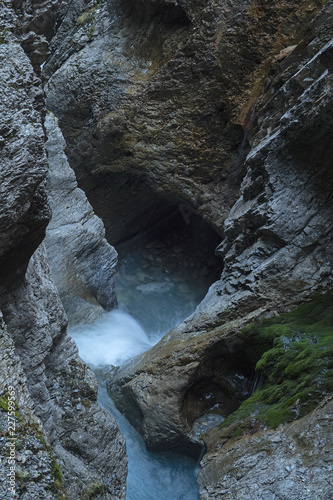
[
  {"xmin": 120, "ymin": 0, "xmax": 191, "ymax": 28},
  {"xmin": 181, "ymin": 337, "xmax": 267, "ymax": 434},
  {"xmin": 114, "ymin": 199, "xmax": 223, "ymax": 336}
]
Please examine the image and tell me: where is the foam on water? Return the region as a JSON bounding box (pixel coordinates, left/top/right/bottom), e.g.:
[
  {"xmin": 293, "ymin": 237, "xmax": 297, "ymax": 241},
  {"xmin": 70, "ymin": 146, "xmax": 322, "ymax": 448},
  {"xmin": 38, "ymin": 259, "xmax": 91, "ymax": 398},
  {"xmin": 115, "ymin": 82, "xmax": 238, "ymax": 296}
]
[
  {"xmin": 68, "ymin": 235, "xmax": 216, "ymax": 499},
  {"xmin": 70, "ymin": 308, "xmax": 200, "ymax": 500},
  {"xmin": 70, "ymin": 310, "xmax": 152, "ymax": 368}
]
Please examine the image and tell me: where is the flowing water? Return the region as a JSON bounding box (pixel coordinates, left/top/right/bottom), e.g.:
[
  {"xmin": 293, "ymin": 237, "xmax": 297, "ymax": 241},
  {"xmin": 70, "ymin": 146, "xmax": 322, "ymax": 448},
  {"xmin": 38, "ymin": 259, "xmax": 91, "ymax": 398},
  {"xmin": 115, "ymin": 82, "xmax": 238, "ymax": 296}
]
[{"xmin": 70, "ymin": 233, "xmax": 221, "ymax": 499}]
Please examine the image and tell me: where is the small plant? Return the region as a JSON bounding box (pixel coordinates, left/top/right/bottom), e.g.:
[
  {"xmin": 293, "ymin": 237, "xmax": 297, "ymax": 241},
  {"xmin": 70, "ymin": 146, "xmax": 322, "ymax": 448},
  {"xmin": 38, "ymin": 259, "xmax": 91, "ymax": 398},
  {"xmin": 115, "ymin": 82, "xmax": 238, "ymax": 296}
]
[
  {"xmin": 36, "ymin": 432, "xmax": 48, "ymax": 447},
  {"xmin": 89, "ymin": 26, "xmax": 96, "ymax": 40},
  {"xmin": 15, "ymin": 440, "xmax": 23, "ymax": 451},
  {"xmin": 77, "ymin": 3, "xmax": 100, "ymax": 25},
  {"xmin": 53, "ymin": 460, "xmax": 63, "ymax": 482},
  {"xmin": 220, "ymin": 293, "xmax": 333, "ymax": 432},
  {"xmin": 0, "ymin": 397, "xmax": 8, "ymax": 411},
  {"xmin": 80, "ymin": 482, "xmax": 106, "ymax": 499},
  {"xmin": 16, "ymin": 467, "xmax": 29, "ymax": 481}
]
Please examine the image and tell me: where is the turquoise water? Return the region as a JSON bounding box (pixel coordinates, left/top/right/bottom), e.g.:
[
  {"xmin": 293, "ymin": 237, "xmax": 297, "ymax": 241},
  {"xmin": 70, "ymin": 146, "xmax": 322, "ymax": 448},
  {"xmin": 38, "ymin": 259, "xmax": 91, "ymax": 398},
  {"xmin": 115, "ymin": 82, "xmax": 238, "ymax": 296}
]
[
  {"xmin": 71, "ymin": 309, "xmax": 200, "ymax": 500},
  {"xmin": 68, "ymin": 232, "xmax": 220, "ymax": 499}
]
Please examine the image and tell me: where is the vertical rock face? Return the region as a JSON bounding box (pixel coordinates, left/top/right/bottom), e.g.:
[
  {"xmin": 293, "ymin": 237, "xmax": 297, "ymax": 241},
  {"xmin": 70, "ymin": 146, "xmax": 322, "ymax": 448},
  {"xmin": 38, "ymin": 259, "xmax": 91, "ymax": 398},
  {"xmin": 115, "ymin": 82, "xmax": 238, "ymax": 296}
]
[
  {"xmin": 2, "ymin": 0, "xmax": 333, "ymax": 498},
  {"xmin": 198, "ymin": 397, "xmax": 333, "ymax": 500},
  {"xmin": 1, "ymin": 245, "xmax": 127, "ymax": 499},
  {"xmin": 0, "ymin": 18, "xmax": 50, "ymax": 291},
  {"xmin": 107, "ymin": 0, "xmax": 333, "ymax": 450},
  {"xmin": 0, "ymin": 245, "xmax": 127, "ymax": 498},
  {"xmin": 44, "ymin": 0, "xmax": 328, "ymax": 244},
  {"xmin": 44, "ymin": 112, "xmax": 118, "ymax": 325},
  {"xmin": 0, "ymin": 312, "xmax": 63, "ymax": 499},
  {"xmin": 0, "ymin": 3, "xmax": 127, "ymax": 498}
]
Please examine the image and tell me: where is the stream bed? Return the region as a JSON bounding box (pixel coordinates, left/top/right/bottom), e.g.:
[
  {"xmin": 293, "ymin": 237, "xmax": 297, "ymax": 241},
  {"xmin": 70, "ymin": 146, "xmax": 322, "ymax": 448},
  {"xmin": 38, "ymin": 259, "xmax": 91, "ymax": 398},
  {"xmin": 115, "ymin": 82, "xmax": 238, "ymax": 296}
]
[{"xmin": 70, "ymin": 226, "xmax": 221, "ymax": 499}]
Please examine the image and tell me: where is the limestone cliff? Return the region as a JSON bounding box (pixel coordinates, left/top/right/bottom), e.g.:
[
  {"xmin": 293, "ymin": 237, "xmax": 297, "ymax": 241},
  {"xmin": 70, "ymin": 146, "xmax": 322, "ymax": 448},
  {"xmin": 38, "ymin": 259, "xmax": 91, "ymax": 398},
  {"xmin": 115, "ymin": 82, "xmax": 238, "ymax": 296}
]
[
  {"xmin": 1, "ymin": 245, "xmax": 127, "ymax": 498},
  {"xmin": 198, "ymin": 397, "xmax": 333, "ymax": 500},
  {"xmin": 106, "ymin": 0, "xmax": 333, "ymax": 453},
  {"xmin": 0, "ymin": 2, "xmax": 127, "ymax": 498},
  {"xmin": 44, "ymin": 112, "xmax": 118, "ymax": 325},
  {"xmin": 1, "ymin": 0, "xmax": 333, "ymax": 498},
  {"xmin": 44, "ymin": 0, "xmax": 328, "ymax": 243},
  {"xmin": 41, "ymin": 0, "xmax": 333, "ymax": 497}
]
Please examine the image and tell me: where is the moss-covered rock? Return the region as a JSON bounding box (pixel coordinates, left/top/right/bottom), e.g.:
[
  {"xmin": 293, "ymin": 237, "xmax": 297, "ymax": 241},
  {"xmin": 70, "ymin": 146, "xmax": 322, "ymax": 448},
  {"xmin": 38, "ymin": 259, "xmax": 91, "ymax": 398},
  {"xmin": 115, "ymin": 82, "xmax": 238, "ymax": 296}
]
[{"xmin": 221, "ymin": 293, "xmax": 333, "ymax": 431}]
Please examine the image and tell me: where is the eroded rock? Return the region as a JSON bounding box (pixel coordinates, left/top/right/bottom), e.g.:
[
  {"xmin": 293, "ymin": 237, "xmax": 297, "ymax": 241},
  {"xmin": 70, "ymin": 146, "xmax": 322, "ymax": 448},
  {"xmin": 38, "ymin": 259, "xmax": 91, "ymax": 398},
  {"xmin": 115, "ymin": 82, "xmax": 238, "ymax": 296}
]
[
  {"xmin": 198, "ymin": 397, "xmax": 333, "ymax": 500},
  {"xmin": 0, "ymin": 313, "xmax": 63, "ymax": 499},
  {"xmin": 0, "ymin": 28, "xmax": 49, "ymax": 290},
  {"xmin": 107, "ymin": 2, "xmax": 333, "ymax": 459},
  {"xmin": 44, "ymin": 112, "xmax": 118, "ymax": 325},
  {"xmin": 1, "ymin": 244, "xmax": 127, "ymax": 498},
  {"xmin": 0, "ymin": 3, "xmax": 127, "ymax": 497}
]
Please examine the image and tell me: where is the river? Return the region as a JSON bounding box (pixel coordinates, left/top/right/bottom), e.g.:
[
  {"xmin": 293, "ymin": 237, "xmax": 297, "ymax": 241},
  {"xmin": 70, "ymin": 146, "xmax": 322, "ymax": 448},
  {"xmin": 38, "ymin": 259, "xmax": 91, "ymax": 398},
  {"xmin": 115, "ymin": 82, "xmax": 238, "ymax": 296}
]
[{"xmin": 69, "ymin": 232, "xmax": 220, "ymax": 499}]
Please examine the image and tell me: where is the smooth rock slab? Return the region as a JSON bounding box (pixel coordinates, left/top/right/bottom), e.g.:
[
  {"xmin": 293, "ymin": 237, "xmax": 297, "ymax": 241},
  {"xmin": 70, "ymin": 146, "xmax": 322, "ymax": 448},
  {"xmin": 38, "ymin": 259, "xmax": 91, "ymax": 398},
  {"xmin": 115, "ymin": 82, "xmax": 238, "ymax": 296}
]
[{"xmin": 44, "ymin": 112, "xmax": 118, "ymax": 324}]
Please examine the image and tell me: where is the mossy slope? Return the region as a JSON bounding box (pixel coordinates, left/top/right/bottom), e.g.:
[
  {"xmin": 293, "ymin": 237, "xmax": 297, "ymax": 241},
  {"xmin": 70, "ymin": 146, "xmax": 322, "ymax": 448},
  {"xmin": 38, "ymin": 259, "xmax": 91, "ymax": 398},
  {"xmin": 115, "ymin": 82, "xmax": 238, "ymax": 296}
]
[{"xmin": 223, "ymin": 293, "xmax": 333, "ymax": 431}]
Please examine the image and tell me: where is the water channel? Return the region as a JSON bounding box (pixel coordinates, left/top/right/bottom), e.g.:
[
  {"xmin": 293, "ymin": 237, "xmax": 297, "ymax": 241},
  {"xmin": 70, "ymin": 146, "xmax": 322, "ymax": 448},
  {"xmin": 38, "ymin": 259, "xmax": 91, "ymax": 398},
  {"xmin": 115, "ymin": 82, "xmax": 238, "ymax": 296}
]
[{"xmin": 70, "ymin": 221, "xmax": 221, "ymax": 499}]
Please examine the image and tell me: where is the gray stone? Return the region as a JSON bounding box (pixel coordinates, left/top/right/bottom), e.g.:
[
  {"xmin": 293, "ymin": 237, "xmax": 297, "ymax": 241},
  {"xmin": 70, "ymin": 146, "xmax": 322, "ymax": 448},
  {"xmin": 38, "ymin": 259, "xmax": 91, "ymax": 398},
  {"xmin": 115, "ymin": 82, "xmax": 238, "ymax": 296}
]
[
  {"xmin": 0, "ymin": 3, "xmax": 127, "ymax": 497},
  {"xmin": 2, "ymin": 0, "xmax": 333, "ymax": 498},
  {"xmin": 106, "ymin": 0, "xmax": 333, "ymax": 465},
  {"xmin": 44, "ymin": 112, "xmax": 118, "ymax": 325},
  {"xmin": 0, "ymin": 27, "xmax": 50, "ymax": 290},
  {"xmin": 1, "ymin": 244, "xmax": 127, "ymax": 499},
  {"xmin": 198, "ymin": 398, "xmax": 333, "ymax": 500}
]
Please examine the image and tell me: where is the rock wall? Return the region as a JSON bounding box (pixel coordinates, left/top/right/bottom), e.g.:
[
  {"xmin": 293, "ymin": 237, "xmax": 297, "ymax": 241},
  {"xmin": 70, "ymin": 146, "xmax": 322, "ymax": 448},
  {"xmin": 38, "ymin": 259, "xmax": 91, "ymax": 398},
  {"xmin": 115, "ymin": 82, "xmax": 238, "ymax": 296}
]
[
  {"xmin": 44, "ymin": 112, "xmax": 118, "ymax": 325},
  {"xmin": 41, "ymin": 0, "xmax": 333, "ymax": 496},
  {"xmin": 0, "ymin": 2, "xmax": 127, "ymax": 498},
  {"xmin": 198, "ymin": 397, "xmax": 333, "ymax": 500},
  {"xmin": 2, "ymin": 0, "xmax": 333, "ymax": 498},
  {"xmin": 107, "ymin": 0, "xmax": 333, "ymax": 455},
  {"xmin": 0, "ymin": 312, "xmax": 65, "ymax": 499},
  {"xmin": 0, "ymin": 6, "xmax": 49, "ymax": 291},
  {"xmin": 44, "ymin": 0, "xmax": 325, "ymax": 244},
  {"xmin": 1, "ymin": 245, "xmax": 127, "ymax": 498}
]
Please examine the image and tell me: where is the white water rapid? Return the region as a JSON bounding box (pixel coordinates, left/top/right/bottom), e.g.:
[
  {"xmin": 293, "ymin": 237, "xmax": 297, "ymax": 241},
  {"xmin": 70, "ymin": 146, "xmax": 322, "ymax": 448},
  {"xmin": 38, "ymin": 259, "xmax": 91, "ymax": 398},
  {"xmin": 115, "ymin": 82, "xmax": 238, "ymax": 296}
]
[
  {"xmin": 69, "ymin": 237, "xmax": 219, "ymax": 499},
  {"xmin": 70, "ymin": 306, "xmax": 201, "ymax": 499}
]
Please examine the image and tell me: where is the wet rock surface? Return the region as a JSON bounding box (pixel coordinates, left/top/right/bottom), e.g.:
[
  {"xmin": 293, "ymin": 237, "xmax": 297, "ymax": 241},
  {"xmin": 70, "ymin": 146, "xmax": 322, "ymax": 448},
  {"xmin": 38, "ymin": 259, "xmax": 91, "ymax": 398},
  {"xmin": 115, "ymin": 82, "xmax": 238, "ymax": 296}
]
[
  {"xmin": 198, "ymin": 397, "xmax": 333, "ymax": 500},
  {"xmin": 44, "ymin": 112, "xmax": 118, "ymax": 325},
  {"xmin": 107, "ymin": 0, "xmax": 333, "ymax": 475},
  {"xmin": 44, "ymin": 0, "xmax": 326, "ymax": 244},
  {"xmin": 116, "ymin": 217, "xmax": 222, "ymax": 334},
  {"xmin": 0, "ymin": 3, "xmax": 127, "ymax": 498},
  {"xmin": 0, "ymin": 244, "xmax": 127, "ymax": 499},
  {"xmin": 1, "ymin": 0, "xmax": 333, "ymax": 498}
]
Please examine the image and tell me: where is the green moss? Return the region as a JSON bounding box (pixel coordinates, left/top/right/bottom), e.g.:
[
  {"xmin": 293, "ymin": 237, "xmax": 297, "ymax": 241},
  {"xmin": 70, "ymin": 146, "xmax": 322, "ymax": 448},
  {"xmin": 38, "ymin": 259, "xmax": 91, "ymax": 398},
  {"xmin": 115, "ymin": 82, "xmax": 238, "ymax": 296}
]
[
  {"xmin": 80, "ymin": 482, "xmax": 106, "ymax": 499},
  {"xmin": 221, "ymin": 293, "xmax": 333, "ymax": 432},
  {"xmin": 53, "ymin": 460, "xmax": 63, "ymax": 482},
  {"xmin": 77, "ymin": 11, "xmax": 90, "ymax": 24},
  {"xmin": 0, "ymin": 27, "xmax": 11, "ymax": 44},
  {"xmin": 82, "ymin": 399, "xmax": 92, "ymax": 409},
  {"xmin": 231, "ymin": 427, "xmax": 244, "ymax": 439},
  {"xmin": 52, "ymin": 459, "xmax": 69, "ymax": 498},
  {"xmin": 0, "ymin": 395, "xmax": 22, "ymax": 422},
  {"xmin": 77, "ymin": 3, "xmax": 100, "ymax": 25},
  {"xmin": 0, "ymin": 397, "xmax": 9, "ymax": 411}
]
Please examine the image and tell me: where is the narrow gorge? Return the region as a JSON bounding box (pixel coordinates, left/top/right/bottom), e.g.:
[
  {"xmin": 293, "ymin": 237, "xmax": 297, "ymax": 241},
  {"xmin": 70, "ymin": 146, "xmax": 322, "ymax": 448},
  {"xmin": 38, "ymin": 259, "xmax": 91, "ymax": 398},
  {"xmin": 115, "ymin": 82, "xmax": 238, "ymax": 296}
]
[{"xmin": 1, "ymin": 0, "xmax": 333, "ymax": 499}]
